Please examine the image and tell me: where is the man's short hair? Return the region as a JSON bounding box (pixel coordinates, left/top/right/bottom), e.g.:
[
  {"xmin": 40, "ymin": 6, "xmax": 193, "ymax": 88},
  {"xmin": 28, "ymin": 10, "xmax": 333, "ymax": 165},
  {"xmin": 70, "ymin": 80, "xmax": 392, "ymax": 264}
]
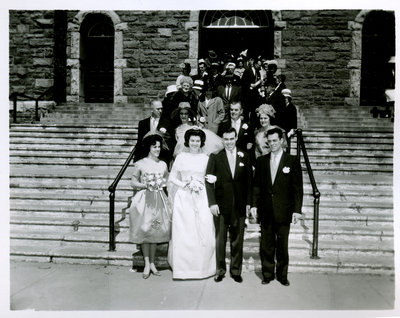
[
  {"xmin": 266, "ymin": 127, "xmax": 283, "ymax": 139},
  {"xmin": 230, "ymin": 101, "xmax": 242, "ymax": 110},
  {"xmin": 222, "ymin": 127, "xmax": 237, "ymax": 137}
]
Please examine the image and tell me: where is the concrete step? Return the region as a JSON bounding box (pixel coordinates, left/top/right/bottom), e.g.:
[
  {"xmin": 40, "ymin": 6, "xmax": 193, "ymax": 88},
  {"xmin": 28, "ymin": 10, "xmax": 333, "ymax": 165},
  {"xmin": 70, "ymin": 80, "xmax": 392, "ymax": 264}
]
[
  {"xmin": 10, "ymin": 125, "xmax": 138, "ymax": 133},
  {"xmin": 9, "ymin": 241, "xmax": 394, "ymax": 274},
  {"xmin": 10, "ymin": 132, "xmax": 138, "ymax": 140}
]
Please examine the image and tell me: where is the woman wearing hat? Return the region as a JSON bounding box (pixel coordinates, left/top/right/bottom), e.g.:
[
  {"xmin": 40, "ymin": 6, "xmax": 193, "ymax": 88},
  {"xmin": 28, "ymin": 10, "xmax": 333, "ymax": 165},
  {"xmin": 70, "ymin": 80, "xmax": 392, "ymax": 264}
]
[
  {"xmin": 167, "ymin": 128, "xmax": 216, "ymax": 279},
  {"xmin": 277, "ymin": 88, "xmax": 297, "ymax": 137},
  {"xmin": 171, "ymin": 76, "xmax": 198, "ymax": 114},
  {"xmin": 129, "ymin": 132, "xmax": 172, "ymax": 279},
  {"xmin": 176, "ymin": 62, "xmax": 192, "ymax": 89},
  {"xmin": 254, "ymin": 104, "xmax": 287, "ymax": 158},
  {"xmin": 171, "ymin": 102, "xmax": 223, "ymax": 157}
]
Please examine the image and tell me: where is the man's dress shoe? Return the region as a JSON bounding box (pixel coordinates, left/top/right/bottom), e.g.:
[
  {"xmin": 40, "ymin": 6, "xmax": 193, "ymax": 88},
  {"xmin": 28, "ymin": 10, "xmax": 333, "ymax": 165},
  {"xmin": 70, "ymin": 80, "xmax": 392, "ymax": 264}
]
[
  {"xmin": 261, "ymin": 278, "xmax": 273, "ymax": 285},
  {"xmin": 231, "ymin": 275, "xmax": 243, "ymax": 283},
  {"xmin": 278, "ymin": 278, "xmax": 290, "ymax": 286},
  {"xmin": 214, "ymin": 274, "xmax": 224, "ymax": 282}
]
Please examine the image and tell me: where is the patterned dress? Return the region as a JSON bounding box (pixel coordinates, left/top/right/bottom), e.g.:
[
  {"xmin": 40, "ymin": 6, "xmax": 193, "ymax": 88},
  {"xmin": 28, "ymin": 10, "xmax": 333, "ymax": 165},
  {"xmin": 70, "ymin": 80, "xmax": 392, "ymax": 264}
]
[{"xmin": 129, "ymin": 158, "xmax": 172, "ymax": 244}]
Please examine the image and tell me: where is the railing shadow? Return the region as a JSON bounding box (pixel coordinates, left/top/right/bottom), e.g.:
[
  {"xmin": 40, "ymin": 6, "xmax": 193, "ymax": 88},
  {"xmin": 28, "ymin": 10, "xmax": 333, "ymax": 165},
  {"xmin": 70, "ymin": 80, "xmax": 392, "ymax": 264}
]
[{"xmin": 10, "ymin": 86, "xmax": 54, "ymax": 123}]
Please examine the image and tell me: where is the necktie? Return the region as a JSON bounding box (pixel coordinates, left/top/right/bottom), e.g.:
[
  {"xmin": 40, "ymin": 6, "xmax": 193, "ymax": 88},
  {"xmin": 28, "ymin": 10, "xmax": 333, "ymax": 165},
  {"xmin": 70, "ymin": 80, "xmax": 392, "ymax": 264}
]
[
  {"xmin": 232, "ymin": 120, "xmax": 239, "ymax": 135},
  {"xmin": 271, "ymin": 154, "xmax": 279, "ymax": 184},
  {"xmin": 228, "ymin": 151, "xmax": 235, "ymax": 178},
  {"xmin": 150, "ymin": 117, "xmax": 158, "ymax": 131}
]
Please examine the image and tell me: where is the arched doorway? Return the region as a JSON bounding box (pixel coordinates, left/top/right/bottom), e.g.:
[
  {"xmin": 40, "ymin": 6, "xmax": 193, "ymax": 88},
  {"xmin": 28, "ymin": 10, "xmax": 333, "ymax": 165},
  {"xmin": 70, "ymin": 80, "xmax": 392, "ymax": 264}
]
[
  {"xmin": 360, "ymin": 10, "xmax": 395, "ymax": 106},
  {"xmin": 199, "ymin": 10, "xmax": 274, "ymax": 60},
  {"xmin": 80, "ymin": 13, "xmax": 115, "ymax": 103}
]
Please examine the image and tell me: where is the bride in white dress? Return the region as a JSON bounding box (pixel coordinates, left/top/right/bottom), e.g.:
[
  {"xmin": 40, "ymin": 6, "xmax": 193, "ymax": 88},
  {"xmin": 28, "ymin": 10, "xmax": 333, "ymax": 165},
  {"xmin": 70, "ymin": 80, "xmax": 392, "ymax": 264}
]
[{"xmin": 167, "ymin": 128, "xmax": 216, "ymax": 279}]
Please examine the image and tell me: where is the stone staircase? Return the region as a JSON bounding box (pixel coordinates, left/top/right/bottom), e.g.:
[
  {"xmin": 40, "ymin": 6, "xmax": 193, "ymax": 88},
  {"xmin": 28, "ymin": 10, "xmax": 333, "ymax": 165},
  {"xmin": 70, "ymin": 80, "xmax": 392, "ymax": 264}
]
[{"xmin": 9, "ymin": 103, "xmax": 394, "ymax": 274}]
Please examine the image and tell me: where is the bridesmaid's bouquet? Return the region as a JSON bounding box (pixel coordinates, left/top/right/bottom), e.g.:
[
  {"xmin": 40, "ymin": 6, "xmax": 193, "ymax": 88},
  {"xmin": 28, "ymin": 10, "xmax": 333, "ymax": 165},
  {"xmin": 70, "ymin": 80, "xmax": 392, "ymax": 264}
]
[
  {"xmin": 143, "ymin": 173, "xmax": 166, "ymax": 192},
  {"xmin": 186, "ymin": 176, "xmax": 204, "ymax": 194}
]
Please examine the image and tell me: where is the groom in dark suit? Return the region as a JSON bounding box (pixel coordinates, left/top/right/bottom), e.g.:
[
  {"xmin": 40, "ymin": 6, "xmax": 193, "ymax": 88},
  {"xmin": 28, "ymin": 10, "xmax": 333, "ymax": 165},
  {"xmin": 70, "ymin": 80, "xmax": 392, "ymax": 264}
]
[
  {"xmin": 251, "ymin": 127, "xmax": 303, "ymax": 286},
  {"xmin": 206, "ymin": 127, "xmax": 253, "ymax": 283}
]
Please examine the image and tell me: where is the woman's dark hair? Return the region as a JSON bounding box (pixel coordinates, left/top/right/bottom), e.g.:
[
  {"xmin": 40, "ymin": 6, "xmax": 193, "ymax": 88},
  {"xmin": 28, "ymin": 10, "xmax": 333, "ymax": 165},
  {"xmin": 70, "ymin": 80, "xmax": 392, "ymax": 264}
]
[
  {"xmin": 184, "ymin": 128, "xmax": 206, "ymax": 148},
  {"xmin": 142, "ymin": 134, "xmax": 163, "ymax": 157}
]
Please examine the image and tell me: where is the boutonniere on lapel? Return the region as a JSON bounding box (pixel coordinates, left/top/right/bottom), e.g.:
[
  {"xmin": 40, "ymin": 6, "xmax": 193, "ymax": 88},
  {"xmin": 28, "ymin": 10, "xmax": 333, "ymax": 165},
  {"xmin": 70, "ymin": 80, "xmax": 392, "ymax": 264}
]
[
  {"xmin": 237, "ymin": 151, "xmax": 244, "ymax": 158},
  {"xmin": 241, "ymin": 123, "xmax": 248, "ymax": 130},
  {"xmin": 282, "ymin": 166, "xmax": 290, "ymax": 174},
  {"xmin": 159, "ymin": 127, "xmax": 167, "ymax": 134}
]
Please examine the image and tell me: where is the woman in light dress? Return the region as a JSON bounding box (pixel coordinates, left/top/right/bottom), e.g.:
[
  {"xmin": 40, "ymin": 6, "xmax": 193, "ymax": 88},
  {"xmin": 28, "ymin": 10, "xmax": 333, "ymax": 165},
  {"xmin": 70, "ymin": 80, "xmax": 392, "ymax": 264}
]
[
  {"xmin": 129, "ymin": 133, "xmax": 172, "ymax": 279},
  {"xmin": 167, "ymin": 128, "xmax": 216, "ymax": 279},
  {"xmin": 171, "ymin": 102, "xmax": 223, "ymax": 157},
  {"xmin": 254, "ymin": 103, "xmax": 287, "ymax": 158}
]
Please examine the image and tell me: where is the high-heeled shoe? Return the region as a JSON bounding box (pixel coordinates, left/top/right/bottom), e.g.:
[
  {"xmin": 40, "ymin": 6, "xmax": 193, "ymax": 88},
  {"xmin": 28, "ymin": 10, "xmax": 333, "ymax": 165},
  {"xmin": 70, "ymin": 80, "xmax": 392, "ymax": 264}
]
[
  {"xmin": 151, "ymin": 269, "xmax": 161, "ymax": 276},
  {"xmin": 142, "ymin": 272, "xmax": 150, "ymax": 279},
  {"xmin": 142, "ymin": 268, "xmax": 151, "ymax": 279}
]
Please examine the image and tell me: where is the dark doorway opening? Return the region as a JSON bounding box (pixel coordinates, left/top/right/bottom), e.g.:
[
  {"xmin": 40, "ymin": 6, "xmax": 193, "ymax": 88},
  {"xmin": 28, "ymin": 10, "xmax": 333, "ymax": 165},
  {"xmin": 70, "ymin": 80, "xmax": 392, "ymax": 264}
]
[
  {"xmin": 199, "ymin": 10, "xmax": 274, "ymax": 61},
  {"xmin": 360, "ymin": 10, "xmax": 395, "ymax": 106},
  {"xmin": 80, "ymin": 14, "xmax": 114, "ymax": 103}
]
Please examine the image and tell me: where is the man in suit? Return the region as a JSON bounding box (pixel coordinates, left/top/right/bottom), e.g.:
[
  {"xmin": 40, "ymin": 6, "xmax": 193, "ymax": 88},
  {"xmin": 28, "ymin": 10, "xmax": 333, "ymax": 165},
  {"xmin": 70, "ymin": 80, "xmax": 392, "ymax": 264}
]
[
  {"xmin": 275, "ymin": 88, "xmax": 298, "ymax": 137},
  {"xmin": 134, "ymin": 100, "xmax": 172, "ymax": 164},
  {"xmin": 217, "ymin": 102, "xmax": 254, "ymax": 154},
  {"xmin": 241, "ymin": 55, "xmax": 262, "ymax": 120},
  {"xmin": 216, "ymin": 74, "xmax": 242, "ymax": 122},
  {"xmin": 206, "ymin": 127, "xmax": 253, "ymax": 283},
  {"xmin": 251, "ymin": 127, "xmax": 303, "ymax": 286}
]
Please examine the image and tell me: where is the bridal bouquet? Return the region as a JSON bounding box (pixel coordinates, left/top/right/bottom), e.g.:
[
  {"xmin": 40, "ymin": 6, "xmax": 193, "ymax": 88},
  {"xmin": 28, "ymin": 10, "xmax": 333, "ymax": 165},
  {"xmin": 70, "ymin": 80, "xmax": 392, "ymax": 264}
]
[
  {"xmin": 143, "ymin": 173, "xmax": 166, "ymax": 192},
  {"xmin": 186, "ymin": 176, "xmax": 204, "ymax": 194}
]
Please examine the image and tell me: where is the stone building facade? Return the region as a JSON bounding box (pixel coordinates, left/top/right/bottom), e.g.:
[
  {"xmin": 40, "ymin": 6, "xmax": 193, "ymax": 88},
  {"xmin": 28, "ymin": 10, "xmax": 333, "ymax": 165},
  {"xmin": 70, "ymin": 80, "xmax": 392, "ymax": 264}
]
[{"xmin": 9, "ymin": 9, "xmax": 395, "ymax": 109}]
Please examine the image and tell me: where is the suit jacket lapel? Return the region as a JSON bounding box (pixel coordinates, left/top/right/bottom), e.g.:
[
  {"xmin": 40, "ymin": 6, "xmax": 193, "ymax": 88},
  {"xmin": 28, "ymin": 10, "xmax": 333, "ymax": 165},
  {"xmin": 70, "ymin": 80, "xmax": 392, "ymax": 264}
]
[{"xmin": 145, "ymin": 117, "xmax": 151, "ymax": 132}]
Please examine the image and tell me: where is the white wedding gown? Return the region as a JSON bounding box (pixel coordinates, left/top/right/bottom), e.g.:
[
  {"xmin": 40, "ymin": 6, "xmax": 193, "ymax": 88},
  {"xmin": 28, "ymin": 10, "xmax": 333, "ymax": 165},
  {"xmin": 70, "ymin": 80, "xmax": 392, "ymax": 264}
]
[{"xmin": 168, "ymin": 152, "xmax": 216, "ymax": 279}]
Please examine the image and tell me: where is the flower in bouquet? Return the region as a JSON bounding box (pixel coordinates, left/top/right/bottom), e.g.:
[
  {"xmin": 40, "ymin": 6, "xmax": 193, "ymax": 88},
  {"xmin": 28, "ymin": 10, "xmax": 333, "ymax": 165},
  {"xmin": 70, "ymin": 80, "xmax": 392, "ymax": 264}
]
[
  {"xmin": 186, "ymin": 176, "xmax": 204, "ymax": 194},
  {"xmin": 144, "ymin": 173, "xmax": 166, "ymax": 191}
]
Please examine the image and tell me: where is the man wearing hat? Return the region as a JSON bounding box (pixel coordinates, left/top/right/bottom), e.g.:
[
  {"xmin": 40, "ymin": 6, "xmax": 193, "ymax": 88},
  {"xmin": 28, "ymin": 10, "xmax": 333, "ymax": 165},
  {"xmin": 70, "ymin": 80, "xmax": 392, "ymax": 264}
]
[
  {"xmin": 216, "ymin": 74, "xmax": 242, "ymax": 122},
  {"xmin": 193, "ymin": 58, "xmax": 209, "ymax": 83},
  {"xmin": 209, "ymin": 61, "xmax": 223, "ymax": 91},
  {"xmin": 276, "ymin": 89, "xmax": 297, "ymax": 136},
  {"xmin": 241, "ymin": 54, "xmax": 262, "ymax": 120}
]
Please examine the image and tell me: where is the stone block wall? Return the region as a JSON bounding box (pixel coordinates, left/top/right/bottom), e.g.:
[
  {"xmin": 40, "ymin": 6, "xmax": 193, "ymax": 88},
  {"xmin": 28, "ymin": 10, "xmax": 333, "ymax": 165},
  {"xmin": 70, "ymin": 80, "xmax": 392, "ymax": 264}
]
[
  {"xmin": 9, "ymin": 11, "xmax": 55, "ymax": 96},
  {"xmin": 281, "ymin": 10, "xmax": 359, "ymax": 107},
  {"xmin": 9, "ymin": 10, "xmax": 365, "ymax": 109},
  {"xmin": 116, "ymin": 10, "xmax": 191, "ymax": 104}
]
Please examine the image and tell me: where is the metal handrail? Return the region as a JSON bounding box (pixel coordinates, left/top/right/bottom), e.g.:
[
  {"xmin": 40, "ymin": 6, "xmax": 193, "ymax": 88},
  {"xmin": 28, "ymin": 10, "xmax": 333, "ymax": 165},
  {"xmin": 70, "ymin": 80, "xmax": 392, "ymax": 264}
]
[
  {"xmin": 288, "ymin": 128, "xmax": 321, "ymax": 259},
  {"xmin": 9, "ymin": 87, "xmax": 54, "ymax": 123},
  {"xmin": 108, "ymin": 145, "xmax": 137, "ymax": 251}
]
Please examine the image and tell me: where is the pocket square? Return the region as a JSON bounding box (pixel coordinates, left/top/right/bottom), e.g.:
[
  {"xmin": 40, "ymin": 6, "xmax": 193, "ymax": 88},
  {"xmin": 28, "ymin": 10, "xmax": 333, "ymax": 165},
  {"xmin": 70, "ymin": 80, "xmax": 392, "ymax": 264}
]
[{"xmin": 239, "ymin": 162, "xmax": 245, "ymax": 167}]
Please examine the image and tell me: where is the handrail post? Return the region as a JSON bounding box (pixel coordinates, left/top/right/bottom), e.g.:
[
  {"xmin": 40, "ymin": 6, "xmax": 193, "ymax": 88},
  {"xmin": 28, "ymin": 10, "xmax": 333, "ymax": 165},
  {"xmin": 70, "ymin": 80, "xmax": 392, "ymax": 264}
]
[
  {"xmin": 296, "ymin": 128, "xmax": 321, "ymax": 259},
  {"xmin": 109, "ymin": 190, "xmax": 116, "ymax": 251},
  {"xmin": 311, "ymin": 193, "xmax": 321, "ymax": 259},
  {"xmin": 13, "ymin": 93, "xmax": 17, "ymax": 123},
  {"xmin": 296, "ymin": 129, "xmax": 301, "ymax": 158},
  {"xmin": 35, "ymin": 99, "xmax": 39, "ymax": 122}
]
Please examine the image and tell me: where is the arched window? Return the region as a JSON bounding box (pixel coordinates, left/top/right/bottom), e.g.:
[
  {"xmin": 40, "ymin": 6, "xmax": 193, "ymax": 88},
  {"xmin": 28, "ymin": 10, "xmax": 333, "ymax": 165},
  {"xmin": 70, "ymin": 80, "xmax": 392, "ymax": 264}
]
[
  {"xmin": 201, "ymin": 10, "xmax": 270, "ymax": 28},
  {"xmin": 199, "ymin": 10, "xmax": 273, "ymax": 61}
]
